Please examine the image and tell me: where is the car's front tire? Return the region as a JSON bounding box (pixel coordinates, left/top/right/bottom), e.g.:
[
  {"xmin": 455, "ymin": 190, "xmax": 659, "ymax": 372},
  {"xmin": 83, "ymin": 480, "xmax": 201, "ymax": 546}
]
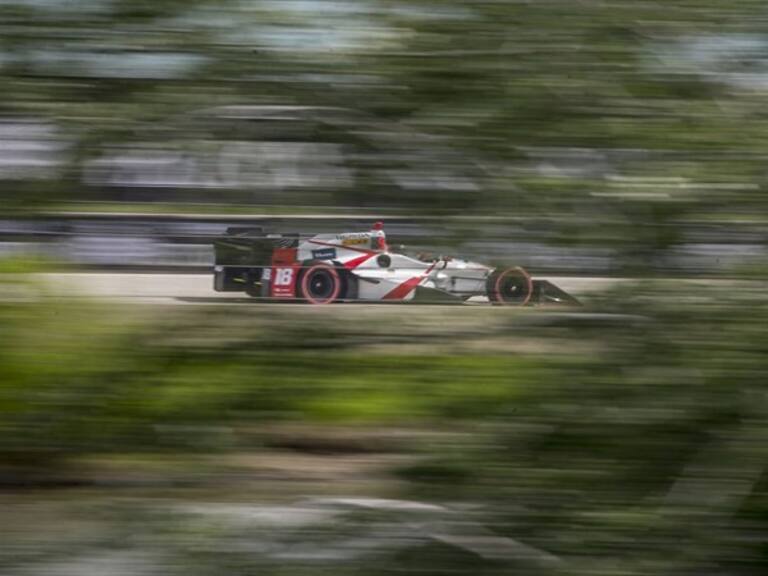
[{"xmin": 486, "ymin": 266, "xmax": 533, "ymax": 306}]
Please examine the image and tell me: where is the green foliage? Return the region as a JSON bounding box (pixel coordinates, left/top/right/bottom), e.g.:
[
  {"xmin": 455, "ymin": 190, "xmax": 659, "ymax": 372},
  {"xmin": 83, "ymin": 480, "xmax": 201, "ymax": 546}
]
[
  {"xmin": 2, "ymin": 0, "xmax": 768, "ymax": 235},
  {"xmin": 1, "ymin": 267, "xmax": 768, "ymax": 575}
]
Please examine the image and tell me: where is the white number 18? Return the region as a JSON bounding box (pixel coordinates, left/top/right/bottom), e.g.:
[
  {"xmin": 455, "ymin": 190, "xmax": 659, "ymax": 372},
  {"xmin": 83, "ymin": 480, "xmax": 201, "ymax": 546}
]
[{"xmin": 274, "ymin": 268, "xmax": 294, "ymax": 286}]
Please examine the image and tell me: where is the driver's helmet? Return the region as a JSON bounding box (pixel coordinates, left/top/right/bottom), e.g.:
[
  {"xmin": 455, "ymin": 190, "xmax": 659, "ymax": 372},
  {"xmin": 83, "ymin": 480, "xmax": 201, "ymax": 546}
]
[{"xmin": 371, "ymin": 221, "xmax": 388, "ymax": 251}]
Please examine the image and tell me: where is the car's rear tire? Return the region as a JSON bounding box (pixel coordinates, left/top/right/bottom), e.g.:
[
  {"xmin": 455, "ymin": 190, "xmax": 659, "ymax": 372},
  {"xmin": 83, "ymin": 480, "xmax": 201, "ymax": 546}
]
[
  {"xmin": 486, "ymin": 266, "xmax": 533, "ymax": 306},
  {"xmin": 244, "ymin": 268, "xmax": 264, "ymax": 298},
  {"xmin": 297, "ymin": 261, "xmax": 343, "ymax": 304}
]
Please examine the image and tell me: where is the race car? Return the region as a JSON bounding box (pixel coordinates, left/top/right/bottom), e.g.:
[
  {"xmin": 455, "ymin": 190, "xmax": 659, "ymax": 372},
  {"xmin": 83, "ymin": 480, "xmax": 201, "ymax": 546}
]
[{"xmin": 213, "ymin": 222, "xmax": 578, "ymax": 305}]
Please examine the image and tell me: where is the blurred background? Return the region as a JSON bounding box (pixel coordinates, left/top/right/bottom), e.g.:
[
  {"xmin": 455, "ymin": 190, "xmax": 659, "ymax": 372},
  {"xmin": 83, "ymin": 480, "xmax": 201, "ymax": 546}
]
[{"xmin": 1, "ymin": 1, "xmax": 768, "ymax": 575}]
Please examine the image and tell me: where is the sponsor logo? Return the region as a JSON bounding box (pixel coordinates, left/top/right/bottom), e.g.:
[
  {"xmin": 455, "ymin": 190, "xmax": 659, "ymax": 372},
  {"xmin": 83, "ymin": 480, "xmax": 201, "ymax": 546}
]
[
  {"xmin": 312, "ymin": 248, "xmax": 337, "ymax": 260},
  {"xmin": 341, "ymin": 238, "xmax": 369, "ymax": 246},
  {"xmin": 335, "ymin": 232, "xmax": 370, "ymax": 247}
]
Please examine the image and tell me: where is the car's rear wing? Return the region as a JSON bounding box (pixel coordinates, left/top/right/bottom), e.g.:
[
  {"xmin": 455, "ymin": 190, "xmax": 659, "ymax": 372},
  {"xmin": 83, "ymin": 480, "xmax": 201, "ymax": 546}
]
[{"xmin": 214, "ymin": 227, "xmax": 301, "ymax": 267}]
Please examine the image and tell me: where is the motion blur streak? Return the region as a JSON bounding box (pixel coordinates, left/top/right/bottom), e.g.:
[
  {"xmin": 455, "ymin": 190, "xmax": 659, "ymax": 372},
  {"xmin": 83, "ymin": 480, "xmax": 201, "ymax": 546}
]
[{"xmin": 1, "ymin": 1, "xmax": 768, "ymax": 575}]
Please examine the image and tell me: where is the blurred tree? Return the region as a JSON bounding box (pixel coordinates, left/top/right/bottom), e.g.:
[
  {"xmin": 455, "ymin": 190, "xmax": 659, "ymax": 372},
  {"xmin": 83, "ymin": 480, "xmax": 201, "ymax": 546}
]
[{"xmin": 0, "ymin": 0, "xmax": 766, "ymax": 242}]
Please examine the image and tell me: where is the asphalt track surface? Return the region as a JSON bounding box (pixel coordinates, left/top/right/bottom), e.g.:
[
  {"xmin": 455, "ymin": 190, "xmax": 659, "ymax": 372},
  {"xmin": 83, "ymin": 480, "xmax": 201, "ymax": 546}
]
[{"xmin": 28, "ymin": 273, "xmax": 626, "ymax": 306}]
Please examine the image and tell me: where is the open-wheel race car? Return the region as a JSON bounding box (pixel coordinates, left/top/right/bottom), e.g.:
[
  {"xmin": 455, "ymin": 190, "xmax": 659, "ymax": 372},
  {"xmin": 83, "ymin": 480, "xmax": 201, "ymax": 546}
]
[{"xmin": 213, "ymin": 222, "xmax": 578, "ymax": 305}]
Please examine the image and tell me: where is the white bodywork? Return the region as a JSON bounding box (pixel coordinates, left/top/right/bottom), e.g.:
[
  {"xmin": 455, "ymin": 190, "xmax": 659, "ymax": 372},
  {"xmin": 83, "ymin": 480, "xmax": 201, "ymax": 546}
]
[{"xmin": 297, "ymin": 229, "xmax": 491, "ymax": 302}]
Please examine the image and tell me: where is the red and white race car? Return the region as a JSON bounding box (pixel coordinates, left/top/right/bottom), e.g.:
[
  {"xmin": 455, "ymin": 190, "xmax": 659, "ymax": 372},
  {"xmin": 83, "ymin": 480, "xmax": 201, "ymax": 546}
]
[{"xmin": 213, "ymin": 222, "xmax": 577, "ymax": 305}]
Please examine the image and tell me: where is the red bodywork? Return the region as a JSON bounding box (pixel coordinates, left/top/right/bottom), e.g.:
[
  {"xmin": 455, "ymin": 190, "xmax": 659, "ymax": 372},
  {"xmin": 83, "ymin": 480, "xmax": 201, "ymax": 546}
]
[{"xmin": 269, "ymin": 247, "xmax": 299, "ymax": 299}]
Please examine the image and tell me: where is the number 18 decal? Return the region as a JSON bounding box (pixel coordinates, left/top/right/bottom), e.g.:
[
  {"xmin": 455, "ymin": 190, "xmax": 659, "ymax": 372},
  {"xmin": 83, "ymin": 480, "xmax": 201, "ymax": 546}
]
[{"xmin": 274, "ymin": 267, "xmax": 295, "ymax": 286}]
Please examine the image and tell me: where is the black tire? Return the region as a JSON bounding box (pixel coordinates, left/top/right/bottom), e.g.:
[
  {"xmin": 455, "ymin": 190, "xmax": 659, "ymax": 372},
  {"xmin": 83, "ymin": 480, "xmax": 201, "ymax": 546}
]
[
  {"xmin": 486, "ymin": 266, "xmax": 533, "ymax": 306},
  {"xmin": 244, "ymin": 268, "xmax": 263, "ymax": 298},
  {"xmin": 297, "ymin": 261, "xmax": 344, "ymax": 304}
]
